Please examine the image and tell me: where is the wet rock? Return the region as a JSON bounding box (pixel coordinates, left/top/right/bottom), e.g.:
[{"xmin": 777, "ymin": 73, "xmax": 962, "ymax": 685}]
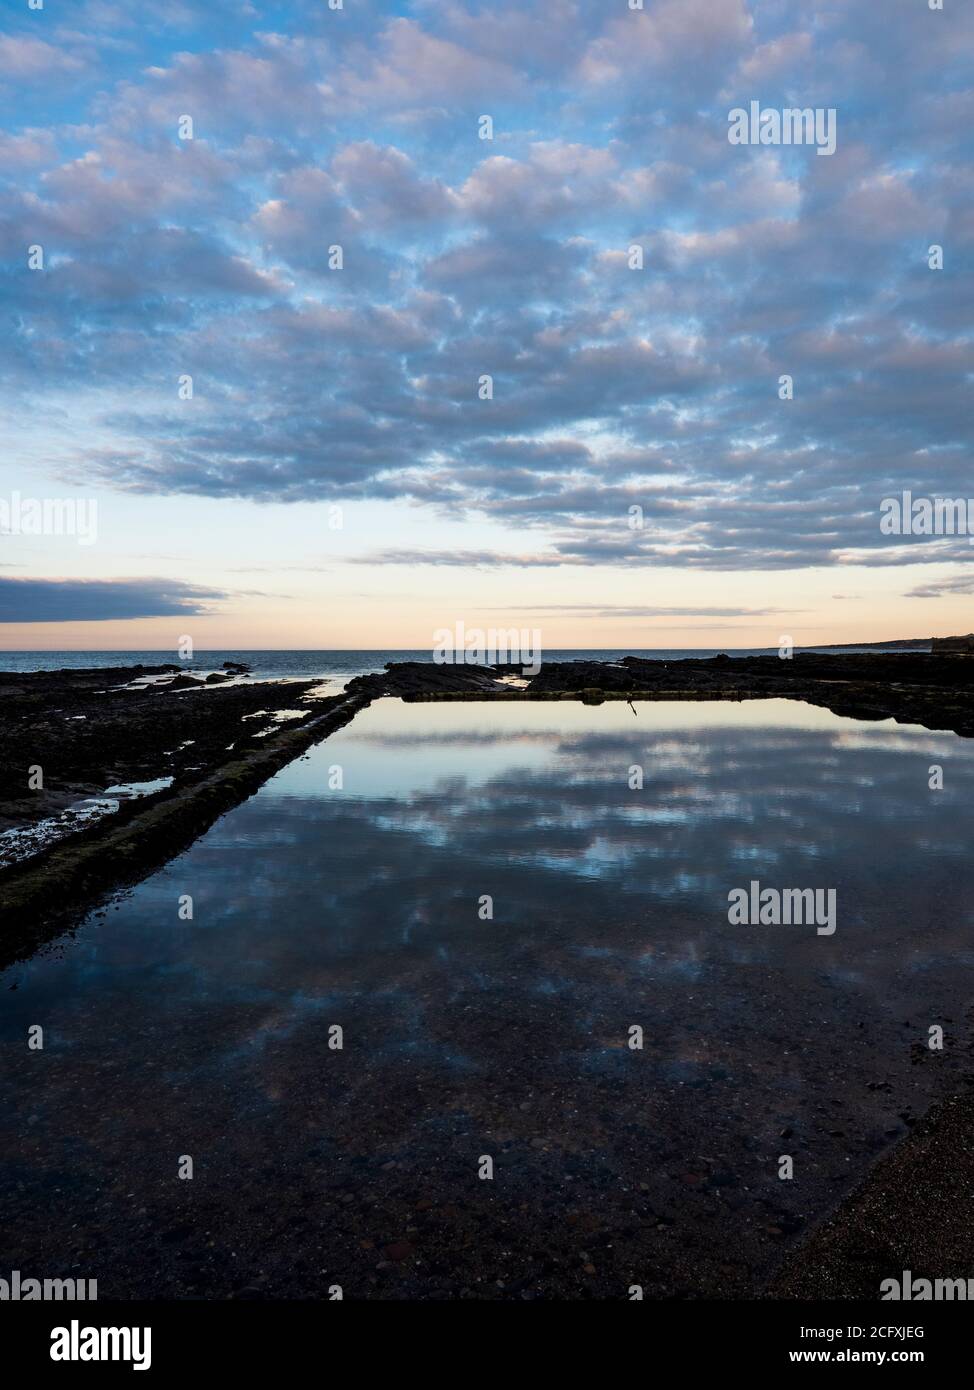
[{"xmin": 383, "ymin": 1241, "xmax": 415, "ymax": 1262}]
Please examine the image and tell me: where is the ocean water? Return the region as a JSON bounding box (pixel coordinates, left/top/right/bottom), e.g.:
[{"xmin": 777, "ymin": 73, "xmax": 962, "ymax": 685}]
[
  {"xmin": 0, "ymin": 644, "xmax": 926, "ymax": 685},
  {"xmin": 1, "ymin": 695, "xmax": 969, "ymax": 1298}
]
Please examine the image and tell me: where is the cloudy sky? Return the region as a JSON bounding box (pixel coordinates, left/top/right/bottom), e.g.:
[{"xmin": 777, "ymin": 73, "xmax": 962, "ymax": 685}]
[{"xmin": 1, "ymin": 0, "xmax": 972, "ymax": 651}]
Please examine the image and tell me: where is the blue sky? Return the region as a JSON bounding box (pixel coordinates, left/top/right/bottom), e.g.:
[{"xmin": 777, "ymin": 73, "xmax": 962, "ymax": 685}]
[{"xmin": 1, "ymin": 0, "xmax": 972, "ymax": 649}]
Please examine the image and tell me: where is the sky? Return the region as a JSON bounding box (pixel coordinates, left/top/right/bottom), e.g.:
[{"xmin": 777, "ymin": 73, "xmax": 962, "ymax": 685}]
[{"xmin": 0, "ymin": 0, "xmax": 972, "ymax": 652}]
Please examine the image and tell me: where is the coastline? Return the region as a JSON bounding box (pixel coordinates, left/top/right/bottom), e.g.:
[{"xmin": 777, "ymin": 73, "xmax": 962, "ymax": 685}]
[
  {"xmin": 0, "ymin": 685, "xmax": 368, "ymax": 967},
  {"xmin": 2, "ymin": 649, "xmax": 972, "ymax": 1298},
  {"xmin": 3, "ymin": 649, "xmax": 972, "ymax": 963}
]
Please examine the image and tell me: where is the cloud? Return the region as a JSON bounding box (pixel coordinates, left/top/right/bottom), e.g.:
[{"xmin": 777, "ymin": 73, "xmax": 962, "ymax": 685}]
[
  {"xmin": 457, "ymin": 143, "xmax": 619, "ymax": 226},
  {"xmin": 906, "ymin": 573, "xmax": 974, "ymax": 599},
  {"xmin": 350, "ymin": 548, "xmax": 566, "ymax": 569},
  {"xmin": 578, "ymin": 0, "xmax": 753, "ymax": 93},
  {"xmin": 0, "ymin": 35, "xmax": 85, "ymax": 80},
  {"xmin": 332, "ymin": 141, "xmax": 458, "ymax": 225},
  {"xmin": 0, "ymin": 577, "xmax": 227, "ymax": 623},
  {"xmin": 334, "ymin": 17, "xmax": 526, "ymax": 111},
  {"xmin": 2, "ymin": 0, "xmax": 973, "ymax": 576},
  {"xmin": 0, "ymin": 129, "xmax": 57, "ymax": 171},
  {"xmin": 505, "ymin": 604, "xmax": 802, "ymax": 618}
]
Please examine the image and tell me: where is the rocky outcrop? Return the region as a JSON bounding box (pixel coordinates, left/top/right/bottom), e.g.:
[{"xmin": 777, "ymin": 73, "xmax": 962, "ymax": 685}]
[
  {"xmin": 0, "ymin": 692, "xmax": 367, "ymax": 965},
  {"xmin": 345, "ymin": 660, "xmax": 508, "ymax": 699},
  {"xmin": 3, "ymin": 648, "xmax": 972, "ymax": 964},
  {"xmin": 0, "ymin": 664, "xmax": 335, "ymax": 833},
  {"xmin": 381, "ymin": 650, "xmax": 974, "ymax": 738}
]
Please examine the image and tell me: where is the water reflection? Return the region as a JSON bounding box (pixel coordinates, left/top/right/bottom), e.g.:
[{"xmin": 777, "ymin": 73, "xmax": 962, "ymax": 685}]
[{"xmin": 1, "ymin": 698, "xmax": 972, "ymax": 1299}]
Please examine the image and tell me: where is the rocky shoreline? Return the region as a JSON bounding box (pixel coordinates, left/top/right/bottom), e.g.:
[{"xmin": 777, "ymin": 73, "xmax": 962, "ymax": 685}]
[
  {"xmin": 0, "ymin": 660, "xmax": 331, "ymax": 839},
  {"xmin": 1, "ymin": 648, "xmax": 972, "ymax": 1298},
  {"xmin": 347, "ymin": 649, "xmax": 974, "ymax": 738},
  {"xmin": 2, "ymin": 649, "xmax": 972, "ymax": 964}
]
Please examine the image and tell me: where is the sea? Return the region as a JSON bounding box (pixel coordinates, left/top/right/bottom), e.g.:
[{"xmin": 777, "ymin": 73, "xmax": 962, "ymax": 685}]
[{"xmin": 0, "ymin": 645, "xmax": 925, "ymax": 686}]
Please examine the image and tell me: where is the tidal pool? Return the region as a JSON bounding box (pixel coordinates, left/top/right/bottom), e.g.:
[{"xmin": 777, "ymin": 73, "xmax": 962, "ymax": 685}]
[{"xmin": 1, "ymin": 697, "xmax": 972, "ymax": 1299}]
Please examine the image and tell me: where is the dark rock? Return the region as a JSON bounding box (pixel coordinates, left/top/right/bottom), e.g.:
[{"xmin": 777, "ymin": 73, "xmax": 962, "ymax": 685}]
[
  {"xmin": 382, "ymin": 1241, "xmax": 415, "ymax": 1262},
  {"xmin": 348, "ymin": 661, "xmax": 505, "ymax": 699}
]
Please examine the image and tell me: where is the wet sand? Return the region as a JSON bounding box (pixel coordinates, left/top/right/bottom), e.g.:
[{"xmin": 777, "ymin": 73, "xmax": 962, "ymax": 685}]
[{"xmin": 771, "ymin": 1090, "xmax": 974, "ymax": 1299}]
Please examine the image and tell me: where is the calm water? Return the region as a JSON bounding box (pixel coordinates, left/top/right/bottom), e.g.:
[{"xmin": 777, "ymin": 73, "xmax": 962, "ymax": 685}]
[{"xmin": 1, "ymin": 697, "xmax": 970, "ymax": 1299}]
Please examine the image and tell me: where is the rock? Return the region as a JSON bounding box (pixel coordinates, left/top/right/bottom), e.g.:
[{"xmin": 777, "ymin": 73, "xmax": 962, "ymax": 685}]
[
  {"xmin": 349, "ymin": 661, "xmax": 505, "ymax": 699},
  {"xmin": 382, "ymin": 1241, "xmax": 414, "ymax": 1262}
]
